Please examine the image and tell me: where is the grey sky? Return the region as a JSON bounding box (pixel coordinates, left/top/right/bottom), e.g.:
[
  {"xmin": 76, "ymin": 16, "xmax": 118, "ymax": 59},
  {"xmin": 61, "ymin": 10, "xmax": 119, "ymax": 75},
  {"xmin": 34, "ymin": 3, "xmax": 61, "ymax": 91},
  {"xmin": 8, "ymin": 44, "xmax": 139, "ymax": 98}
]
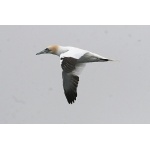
[{"xmin": 0, "ymin": 25, "xmax": 150, "ymax": 123}]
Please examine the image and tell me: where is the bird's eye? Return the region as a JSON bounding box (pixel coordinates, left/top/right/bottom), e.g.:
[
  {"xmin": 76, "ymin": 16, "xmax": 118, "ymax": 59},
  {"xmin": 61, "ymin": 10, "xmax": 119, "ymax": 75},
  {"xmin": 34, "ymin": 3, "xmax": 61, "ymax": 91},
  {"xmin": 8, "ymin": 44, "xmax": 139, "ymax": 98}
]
[{"xmin": 45, "ymin": 48, "xmax": 50, "ymax": 52}]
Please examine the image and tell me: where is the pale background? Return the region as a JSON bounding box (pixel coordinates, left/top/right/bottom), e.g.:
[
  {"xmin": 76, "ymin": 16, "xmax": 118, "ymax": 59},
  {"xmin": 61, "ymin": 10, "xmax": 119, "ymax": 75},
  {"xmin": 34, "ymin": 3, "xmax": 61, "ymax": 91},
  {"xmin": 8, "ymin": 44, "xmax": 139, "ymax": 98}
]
[{"xmin": 0, "ymin": 25, "xmax": 150, "ymax": 123}]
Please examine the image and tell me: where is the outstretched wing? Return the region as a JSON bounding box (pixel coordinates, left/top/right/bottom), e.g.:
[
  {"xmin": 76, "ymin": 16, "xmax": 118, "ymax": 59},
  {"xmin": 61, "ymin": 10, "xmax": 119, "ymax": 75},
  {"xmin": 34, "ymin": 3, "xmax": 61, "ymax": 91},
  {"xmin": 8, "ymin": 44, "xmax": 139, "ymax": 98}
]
[
  {"xmin": 61, "ymin": 57, "xmax": 77, "ymax": 73},
  {"xmin": 61, "ymin": 57, "xmax": 85, "ymax": 104},
  {"xmin": 62, "ymin": 71, "xmax": 79, "ymax": 104}
]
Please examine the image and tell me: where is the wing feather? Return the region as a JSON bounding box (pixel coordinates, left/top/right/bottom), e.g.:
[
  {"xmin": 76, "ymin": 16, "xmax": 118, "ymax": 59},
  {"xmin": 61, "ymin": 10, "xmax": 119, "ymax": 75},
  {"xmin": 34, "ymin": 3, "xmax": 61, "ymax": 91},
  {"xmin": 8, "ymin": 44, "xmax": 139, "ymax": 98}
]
[
  {"xmin": 62, "ymin": 71, "xmax": 79, "ymax": 104},
  {"xmin": 61, "ymin": 57, "xmax": 85, "ymax": 104}
]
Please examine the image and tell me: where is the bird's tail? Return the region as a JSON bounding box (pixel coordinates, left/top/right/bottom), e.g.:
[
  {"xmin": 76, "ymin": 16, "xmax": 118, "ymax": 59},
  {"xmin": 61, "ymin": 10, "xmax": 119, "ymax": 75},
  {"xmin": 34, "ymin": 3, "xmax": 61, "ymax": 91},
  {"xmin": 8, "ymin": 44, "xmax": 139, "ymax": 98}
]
[
  {"xmin": 99, "ymin": 58, "xmax": 120, "ymax": 62},
  {"xmin": 108, "ymin": 59, "xmax": 120, "ymax": 62}
]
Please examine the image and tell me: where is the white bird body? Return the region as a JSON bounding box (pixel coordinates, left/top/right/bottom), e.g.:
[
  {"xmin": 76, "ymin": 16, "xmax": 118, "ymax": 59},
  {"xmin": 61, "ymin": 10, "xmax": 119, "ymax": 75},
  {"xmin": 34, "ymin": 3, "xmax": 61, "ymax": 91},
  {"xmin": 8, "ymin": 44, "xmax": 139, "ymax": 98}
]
[
  {"xmin": 60, "ymin": 46, "xmax": 88, "ymax": 58},
  {"xmin": 36, "ymin": 45, "xmax": 112, "ymax": 104}
]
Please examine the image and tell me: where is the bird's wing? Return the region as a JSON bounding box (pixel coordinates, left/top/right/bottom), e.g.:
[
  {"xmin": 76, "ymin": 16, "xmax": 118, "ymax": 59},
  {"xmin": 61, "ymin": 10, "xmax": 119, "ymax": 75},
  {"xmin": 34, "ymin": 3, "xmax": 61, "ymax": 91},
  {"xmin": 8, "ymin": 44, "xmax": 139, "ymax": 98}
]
[
  {"xmin": 60, "ymin": 57, "xmax": 85, "ymax": 104},
  {"xmin": 60, "ymin": 47, "xmax": 88, "ymax": 60},
  {"xmin": 60, "ymin": 49, "xmax": 86, "ymax": 75},
  {"xmin": 61, "ymin": 57, "xmax": 77, "ymax": 73},
  {"xmin": 62, "ymin": 71, "xmax": 79, "ymax": 104}
]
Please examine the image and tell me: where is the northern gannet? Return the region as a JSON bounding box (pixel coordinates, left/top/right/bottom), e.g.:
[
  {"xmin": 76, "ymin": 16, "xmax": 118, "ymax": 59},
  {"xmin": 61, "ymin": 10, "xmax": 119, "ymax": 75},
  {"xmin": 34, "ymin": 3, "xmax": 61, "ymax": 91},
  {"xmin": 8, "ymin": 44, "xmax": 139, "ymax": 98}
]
[{"xmin": 36, "ymin": 45, "xmax": 112, "ymax": 104}]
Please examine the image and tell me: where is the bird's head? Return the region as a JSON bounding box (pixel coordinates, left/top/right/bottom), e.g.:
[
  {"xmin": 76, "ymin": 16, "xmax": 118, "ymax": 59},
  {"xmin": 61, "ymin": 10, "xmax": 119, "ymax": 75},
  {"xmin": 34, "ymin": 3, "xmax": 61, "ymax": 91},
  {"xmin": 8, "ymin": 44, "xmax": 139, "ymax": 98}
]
[{"xmin": 36, "ymin": 45, "xmax": 59, "ymax": 55}]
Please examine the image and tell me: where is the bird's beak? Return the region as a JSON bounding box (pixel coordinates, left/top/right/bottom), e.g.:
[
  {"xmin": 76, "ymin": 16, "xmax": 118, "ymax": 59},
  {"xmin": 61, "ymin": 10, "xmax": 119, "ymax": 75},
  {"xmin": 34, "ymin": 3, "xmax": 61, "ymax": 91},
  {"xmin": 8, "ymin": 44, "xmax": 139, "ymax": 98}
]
[{"xmin": 36, "ymin": 49, "xmax": 47, "ymax": 55}]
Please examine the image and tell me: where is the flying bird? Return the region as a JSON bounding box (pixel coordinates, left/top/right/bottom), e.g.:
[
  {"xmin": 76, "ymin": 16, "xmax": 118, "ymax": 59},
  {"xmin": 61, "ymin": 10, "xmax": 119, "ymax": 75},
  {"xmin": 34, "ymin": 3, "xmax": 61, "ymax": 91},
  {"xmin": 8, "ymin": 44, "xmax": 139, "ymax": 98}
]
[{"xmin": 36, "ymin": 45, "xmax": 112, "ymax": 104}]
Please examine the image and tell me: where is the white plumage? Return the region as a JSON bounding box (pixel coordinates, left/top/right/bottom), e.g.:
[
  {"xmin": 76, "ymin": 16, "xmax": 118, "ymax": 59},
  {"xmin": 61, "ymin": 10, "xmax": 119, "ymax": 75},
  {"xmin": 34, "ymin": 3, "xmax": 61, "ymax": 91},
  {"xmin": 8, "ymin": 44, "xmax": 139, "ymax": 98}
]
[{"xmin": 36, "ymin": 45, "xmax": 112, "ymax": 104}]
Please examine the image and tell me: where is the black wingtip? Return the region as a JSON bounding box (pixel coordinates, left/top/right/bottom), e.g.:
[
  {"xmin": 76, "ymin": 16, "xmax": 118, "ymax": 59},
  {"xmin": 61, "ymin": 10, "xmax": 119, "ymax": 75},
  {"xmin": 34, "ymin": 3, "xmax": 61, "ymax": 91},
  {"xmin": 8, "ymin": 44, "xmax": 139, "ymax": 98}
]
[
  {"xmin": 63, "ymin": 73, "xmax": 79, "ymax": 104},
  {"xmin": 66, "ymin": 95, "xmax": 76, "ymax": 104},
  {"xmin": 68, "ymin": 101, "xmax": 74, "ymax": 104},
  {"xmin": 65, "ymin": 91, "xmax": 77, "ymax": 104},
  {"xmin": 104, "ymin": 59, "xmax": 111, "ymax": 61},
  {"xmin": 102, "ymin": 58, "xmax": 114, "ymax": 62}
]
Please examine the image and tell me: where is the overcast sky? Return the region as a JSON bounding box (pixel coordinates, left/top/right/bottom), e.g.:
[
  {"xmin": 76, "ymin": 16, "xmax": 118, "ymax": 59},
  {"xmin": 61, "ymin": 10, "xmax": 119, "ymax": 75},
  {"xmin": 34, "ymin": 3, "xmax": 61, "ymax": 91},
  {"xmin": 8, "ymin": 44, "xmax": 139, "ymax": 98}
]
[{"xmin": 0, "ymin": 25, "xmax": 150, "ymax": 123}]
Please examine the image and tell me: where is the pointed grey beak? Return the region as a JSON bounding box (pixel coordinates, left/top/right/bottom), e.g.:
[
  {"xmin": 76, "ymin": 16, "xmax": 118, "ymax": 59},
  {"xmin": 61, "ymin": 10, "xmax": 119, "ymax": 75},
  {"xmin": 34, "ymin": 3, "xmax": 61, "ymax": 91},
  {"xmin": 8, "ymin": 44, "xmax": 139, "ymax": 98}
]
[
  {"xmin": 36, "ymin": 50, "xmax": 46, "ymax": 55},
  {"xmin": 36, "ymin": 48, "xmax": 50, "ymax": 55}
]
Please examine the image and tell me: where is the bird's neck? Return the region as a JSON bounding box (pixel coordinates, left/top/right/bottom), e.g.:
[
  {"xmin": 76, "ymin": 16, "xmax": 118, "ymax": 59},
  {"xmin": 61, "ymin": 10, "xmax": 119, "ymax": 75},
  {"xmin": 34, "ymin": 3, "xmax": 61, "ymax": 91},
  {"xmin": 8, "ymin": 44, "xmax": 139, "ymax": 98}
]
[{"xmin": 55, "ymin": 46, "xmax": 69, "ymax": 56}]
